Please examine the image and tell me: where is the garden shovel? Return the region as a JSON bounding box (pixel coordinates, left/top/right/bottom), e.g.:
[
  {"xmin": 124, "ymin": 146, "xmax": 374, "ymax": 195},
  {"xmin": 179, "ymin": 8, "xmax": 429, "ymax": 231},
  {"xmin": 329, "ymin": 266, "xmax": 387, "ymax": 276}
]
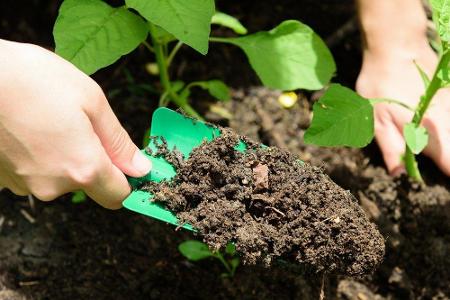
[{"xmin": 124, "ymin": 107, "xmax": 246, "ymax": 231}]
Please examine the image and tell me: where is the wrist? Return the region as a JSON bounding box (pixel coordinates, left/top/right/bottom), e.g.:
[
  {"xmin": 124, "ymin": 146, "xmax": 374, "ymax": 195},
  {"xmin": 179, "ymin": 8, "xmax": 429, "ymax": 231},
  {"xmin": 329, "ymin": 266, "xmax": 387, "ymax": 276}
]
[{"xmin": 357, "ymin": 0, "xmax": 428, "ymax": 57}]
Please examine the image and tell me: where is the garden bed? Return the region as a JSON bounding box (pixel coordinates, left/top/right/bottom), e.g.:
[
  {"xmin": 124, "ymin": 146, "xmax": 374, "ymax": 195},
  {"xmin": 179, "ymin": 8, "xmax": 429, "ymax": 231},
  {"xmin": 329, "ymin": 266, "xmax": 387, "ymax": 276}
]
[{"xmin": 0, "ymin": 0, "xmax": 449, "ymax": 299}]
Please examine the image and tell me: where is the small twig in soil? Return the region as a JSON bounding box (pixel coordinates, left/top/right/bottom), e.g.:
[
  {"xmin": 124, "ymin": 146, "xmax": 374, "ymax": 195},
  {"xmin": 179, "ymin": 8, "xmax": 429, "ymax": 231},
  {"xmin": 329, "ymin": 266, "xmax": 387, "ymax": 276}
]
[
  {"xmin": 319, "ymin": 273, "xmax": 326, "ymax": 300},
  {"xmin": 19, "ymin": 281, "xmax": 40, "ymax": 287},
  {"xmin": 268, "ymin": 206, "xmax": 286, "ymax": 217},
  {"xmin": 20, "ymin": 209, "xmax": 36, "ymax": 224},
  {"xmin": 175, "ymin": 223, "xmax": 187, "ymax": 231},
  {"xmin": 28, "ymin": 194, "xmax": 36, "ymax": 213},
  {"xmin": 0, "ymin": 215, "xmax": 5, "ymax": 233}
]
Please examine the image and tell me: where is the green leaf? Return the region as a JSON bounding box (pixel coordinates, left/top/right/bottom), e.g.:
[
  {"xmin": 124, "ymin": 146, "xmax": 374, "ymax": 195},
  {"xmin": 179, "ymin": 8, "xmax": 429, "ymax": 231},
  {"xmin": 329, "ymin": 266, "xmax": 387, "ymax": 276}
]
[
  {"xmin": 178, "ymin": 240, "xmax": 213, "ymax": 261},
  {"xmin": 179, "ymin": 88, "xmax": 191, "ymax": 104},
  {"xmin": 71, "ymin": 190, "xmax": 87, "ymax": 204},
  {"xmin": 211, "ymin": 12, "xmax": 247, "ymax": 35},
  {"xmin": 225, "ymin": 20, "xmax": 335, "ymax": 90},
  {"xmin": 203, "ymin": 80, "xmax": 231, "ymax": 101},
  {"xmin": 171, "ymin": 80, "xmax": 185, "ymax": 93},
  {"xmin": 430, "ymin": 0, "xmax": 450, "ymax": 43},
  {"xmin": 413, "ymin": 61, "xmax": 431, "ymax": 89},
  {"xmin": 153, "ymin": 25, "xmax": 177, "ymax": 44},
  {"xmin": 186, "ymin": 80, "xmax": 230, "ymax": 101},
  {"xmin": 403, "ymin": 123, "xmax": 429, "ymax": 154},
  {"xmin": 304, "ymin": 84, "xmax": 374, "ymax": 147},
  {"xmin": 225, "ymin": 243, "xmax": 236, "ymax": 256},
  {"xmin": 54, "ymin": 0, "xmax": 148, "ymax": 75},
  {"xmin": 126, "ymin": 0, "xmax": 215, "ymax": 54}
]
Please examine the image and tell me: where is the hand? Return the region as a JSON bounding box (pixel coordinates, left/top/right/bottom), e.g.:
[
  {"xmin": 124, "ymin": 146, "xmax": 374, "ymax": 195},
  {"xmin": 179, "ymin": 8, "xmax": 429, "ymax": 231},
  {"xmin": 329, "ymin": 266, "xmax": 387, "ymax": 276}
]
[
  {"xmin": 0, "ymin": 40, "xmax": 152, "ymax": 208},
  {"xmin": 356, "ymin": 44, "xmax": 450, "ymax": 176}
]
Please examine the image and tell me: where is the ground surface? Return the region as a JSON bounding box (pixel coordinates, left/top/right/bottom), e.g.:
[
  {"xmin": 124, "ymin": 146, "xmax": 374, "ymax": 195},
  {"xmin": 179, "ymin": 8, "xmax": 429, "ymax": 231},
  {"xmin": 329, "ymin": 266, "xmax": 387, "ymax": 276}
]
[{"xmin": 1, "ymin": 0, "xmax": 449, "ymax": 299}]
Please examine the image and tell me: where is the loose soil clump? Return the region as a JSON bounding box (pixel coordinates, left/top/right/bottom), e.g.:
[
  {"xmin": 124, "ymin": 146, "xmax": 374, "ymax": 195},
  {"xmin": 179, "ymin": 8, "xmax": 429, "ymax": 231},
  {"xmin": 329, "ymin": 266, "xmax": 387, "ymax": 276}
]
[{"xmin": 143, "ymin": 128, "xmax": 385, "ymax": 276}]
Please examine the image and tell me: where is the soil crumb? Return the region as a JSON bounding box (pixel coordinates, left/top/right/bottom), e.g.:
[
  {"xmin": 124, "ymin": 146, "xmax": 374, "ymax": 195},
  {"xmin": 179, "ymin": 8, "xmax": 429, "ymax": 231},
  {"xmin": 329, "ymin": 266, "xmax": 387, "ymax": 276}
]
[{"xmin": 143, "ymin": 128, "xmax": 385, "ymax": 276}]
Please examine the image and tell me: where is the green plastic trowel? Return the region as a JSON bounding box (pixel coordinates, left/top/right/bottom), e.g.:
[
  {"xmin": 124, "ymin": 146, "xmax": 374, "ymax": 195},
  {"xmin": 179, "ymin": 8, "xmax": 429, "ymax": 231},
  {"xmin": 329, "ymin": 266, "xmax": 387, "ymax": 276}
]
[{"xmin": 123, "ymin": 107, "xmax": 241, "ymax": 231}]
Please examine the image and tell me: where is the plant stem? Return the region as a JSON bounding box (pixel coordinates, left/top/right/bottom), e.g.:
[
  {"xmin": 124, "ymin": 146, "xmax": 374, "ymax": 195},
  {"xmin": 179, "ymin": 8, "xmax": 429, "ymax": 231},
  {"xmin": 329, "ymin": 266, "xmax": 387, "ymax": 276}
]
[
  {"xmin": 403, "ymin": 51, "xmax": 450, "ymax": 181},
  {"xmin": 214, "ymin": 253, "xmax": 232, "ymax": 274},
  {"xmin": 209, "ymin": 36, "xmax": 233, "ymax": 43},
  {"xmin": 142, "ymin": 40, "xmax": 154, "ymax": 53},
  {"xmin": 148, "ymin": 23, "xmax": 202, "ymax": 119},
  {"xmin": 167, "ymin": 41, "xmax": 183, "ymax": 67},
  {"xmin": 368, "ymin": 98, "xmax": 415, "ymax": 112}
]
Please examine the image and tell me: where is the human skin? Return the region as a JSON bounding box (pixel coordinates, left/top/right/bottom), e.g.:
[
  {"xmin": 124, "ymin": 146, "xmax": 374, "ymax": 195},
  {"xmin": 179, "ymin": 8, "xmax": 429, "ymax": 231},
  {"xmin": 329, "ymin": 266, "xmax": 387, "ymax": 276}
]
[
  {"xmin": 0, "ymin": 39, "xmax": 152, "ymax": 209},
  {"xmin": 356, "ymin": 0, "xmax": 450, "ymax": 176}
]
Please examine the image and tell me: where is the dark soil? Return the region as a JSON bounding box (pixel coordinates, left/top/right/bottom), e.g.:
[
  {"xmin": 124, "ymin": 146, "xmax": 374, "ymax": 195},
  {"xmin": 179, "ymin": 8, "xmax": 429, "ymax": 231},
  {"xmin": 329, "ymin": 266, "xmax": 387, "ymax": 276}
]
[
  {"xmin": 221, "ymin": 87, "xmax": 450, "ymax": 299},
  {"xmin": 1, "ymin": 0, "xmax": 449, "ymax": 299},
  {"xmin": 144, "ymin": 129, "xmax": 384, "ymax": 275}
]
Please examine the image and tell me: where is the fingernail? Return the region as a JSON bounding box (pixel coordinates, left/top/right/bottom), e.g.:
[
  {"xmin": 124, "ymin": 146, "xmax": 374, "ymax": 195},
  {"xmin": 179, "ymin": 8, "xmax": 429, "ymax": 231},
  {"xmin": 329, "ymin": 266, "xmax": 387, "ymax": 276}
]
[
  {"xmin": 132, "ymin": 151, "xmax": 152, "ymax": 176},
  {"xmin": 391, "ymin": 166, "xmax": 406, "ymax": 177}
]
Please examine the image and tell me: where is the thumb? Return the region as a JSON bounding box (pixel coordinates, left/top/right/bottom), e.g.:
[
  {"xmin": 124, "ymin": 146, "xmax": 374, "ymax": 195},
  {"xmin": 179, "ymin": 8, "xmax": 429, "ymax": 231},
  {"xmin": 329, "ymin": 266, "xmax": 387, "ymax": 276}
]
[
  {"xmin": 374, "ymin": 117, "xmax": 406, "ymax": 176},
  {"xmin": 85, "ymin": 93, "xmax": 151, "ymax": 178}
]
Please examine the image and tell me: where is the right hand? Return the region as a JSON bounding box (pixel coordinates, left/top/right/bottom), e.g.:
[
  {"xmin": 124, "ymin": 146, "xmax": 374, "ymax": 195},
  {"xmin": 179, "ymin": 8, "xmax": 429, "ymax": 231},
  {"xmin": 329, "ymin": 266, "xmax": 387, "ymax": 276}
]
[
  {"xmin": 356, "ymin": 44, "xmax": 450, "ymax": 176},
  {"xmin": 0, "ymin": 40, "xmax": 152, "ymax": 208}
]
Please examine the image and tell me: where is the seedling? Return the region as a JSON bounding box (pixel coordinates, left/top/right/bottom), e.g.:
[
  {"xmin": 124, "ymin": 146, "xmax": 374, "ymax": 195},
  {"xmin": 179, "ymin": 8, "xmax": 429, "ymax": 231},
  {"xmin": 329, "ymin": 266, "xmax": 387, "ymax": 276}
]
[
  {"xmin": 71, "ymin": 190, "xmax": 87, "ymax": 204},
  {"xmin": 178, "ymin": 240, "xmax": 240, "ymax": 278},
  {"xmin": 53, "ymin": 0, "xmax": 335, "ymax": 120},
  {"xmin": 304, "ymin": 0, "xmax": 450, "ymax": 181}
]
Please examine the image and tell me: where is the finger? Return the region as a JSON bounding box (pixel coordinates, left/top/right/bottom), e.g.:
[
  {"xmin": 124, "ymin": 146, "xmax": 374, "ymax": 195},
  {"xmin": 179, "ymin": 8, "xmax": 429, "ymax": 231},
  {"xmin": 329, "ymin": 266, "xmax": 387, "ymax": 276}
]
[
  {"xmin": 0, "ymin": 174, "xmax": 29, "ymax": 196},
  {"xmin": 5, "ymin": 184, "xmax": 29, "ymax": 197},
  {"xmin": 374, "ymin": 114, "xmax": 406, "ymax": 175},
  {"xmin": 85, "ymin": 90, "xmax": 151, "ymax": 178},
  {"xmin": 432, "ymin": 140, "xmax": 450, "ymax": 176},
  {"xmin": 80, "ymin": 148, "xmax": 131, "ymax": 209},
  {"xmin": 422, "ymin": 118, "xmax": 450, "ymax": 176}
]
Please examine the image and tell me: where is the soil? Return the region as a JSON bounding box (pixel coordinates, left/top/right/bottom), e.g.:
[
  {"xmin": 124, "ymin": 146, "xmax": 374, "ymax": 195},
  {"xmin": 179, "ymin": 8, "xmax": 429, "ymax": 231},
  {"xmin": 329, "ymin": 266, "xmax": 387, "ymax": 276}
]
[
  {"xmin": 222, "ymin": 87, "xmax": 450, "ymax": 299},
  {"xmin": 1, "ymin": 0, "xmax": 449, "ymax": 299},
  {"xmin": 144, "ymin": 129, "xmax": 384, "ymax": 275}
]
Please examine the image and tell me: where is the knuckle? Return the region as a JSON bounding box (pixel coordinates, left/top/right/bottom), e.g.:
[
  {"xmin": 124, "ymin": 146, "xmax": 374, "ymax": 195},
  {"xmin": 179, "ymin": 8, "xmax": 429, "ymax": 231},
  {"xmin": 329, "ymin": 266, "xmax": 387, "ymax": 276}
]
[
  {"xmin": 9, "ymin": 187, "xmax": 29, "ymax": 197},
  {"xmin": 82, "ymin": 82, "xmax": 106, "ymax": 110},
  {"xmin": 32, "ymin": 189, "xmax": 59, "ymax": 202},
  {"xmin": 374, "ymin": 108, "xmax": 394, "ymax": 128},
  {"xmin": 90, "ymin": 83, "xmax": 105, "ymax": 102},
  {"xmin": 70, "ymin": 163, "xmax": 102, "ymax": 187},
  {"xmin": 101, "ymin": 200, "xmax": 123, "ymax": 210},
  {"xmin": 68, "ymin": 147, "xmax": 106, "ymax": 187},
  {"xmin": 2, "ymin": 178, "xmax": 29, "ymax": 197}
]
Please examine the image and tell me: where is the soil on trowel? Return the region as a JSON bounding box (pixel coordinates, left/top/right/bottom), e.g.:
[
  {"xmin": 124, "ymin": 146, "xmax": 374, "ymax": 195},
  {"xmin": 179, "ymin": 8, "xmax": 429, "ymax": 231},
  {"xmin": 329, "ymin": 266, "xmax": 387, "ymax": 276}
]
[{"xmin": 143, "ymin": 127, "xmax": 385, "ymax": 276}]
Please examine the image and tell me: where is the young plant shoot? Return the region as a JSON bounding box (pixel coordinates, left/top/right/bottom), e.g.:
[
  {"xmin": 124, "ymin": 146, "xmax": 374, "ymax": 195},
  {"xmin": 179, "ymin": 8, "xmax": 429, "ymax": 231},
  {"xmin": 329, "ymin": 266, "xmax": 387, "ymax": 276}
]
[
  {"xmin": 305, "ymin": 0, "xmax": 450, "ymax": 181},
  {"xmin": 53, "ymin": 0, "xmax": 335, "ymax": 120},
  {"xmin": 178, "ymin": 240, "xmax": 240, "ymax": 277}
]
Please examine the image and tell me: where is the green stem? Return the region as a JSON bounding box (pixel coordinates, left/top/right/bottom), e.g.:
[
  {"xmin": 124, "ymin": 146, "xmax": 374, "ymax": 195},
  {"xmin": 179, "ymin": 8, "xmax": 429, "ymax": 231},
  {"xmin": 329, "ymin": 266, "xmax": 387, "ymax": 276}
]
[
  {"xmin": 214, "ymin": 253, "xmax": 232, "ymax": 274},
  {"xmin": 209, "ymin": 36, "xmax": 233, "ymax": 43},
  {"xmin": 142, "ymin": 40, "xmax": 154, "ymax": 53},
  {"xmin": 403, "ymin": 51, "xmax": 450, "ymax": 181},
  {"xmin": 167, "ymin": 41, "xmax": 183, "ymax": 67},
  {"xmin": 149, "ymin": 23, "xmax": 202, "ymax": 119},
  {"xmin": 369, "ymin": 98, "xmax": 415, "ymax": 112}
]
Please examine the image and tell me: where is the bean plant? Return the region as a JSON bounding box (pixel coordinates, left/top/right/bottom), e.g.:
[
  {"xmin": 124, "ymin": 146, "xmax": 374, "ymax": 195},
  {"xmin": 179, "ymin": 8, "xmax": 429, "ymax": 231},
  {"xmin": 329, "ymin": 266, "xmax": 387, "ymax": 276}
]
[
  {"xmin": 53, "ymin": 0, "xmax": 336, "ymax": 203},
  {"xmin": 304, "ymin": 0, "xmax": 450, "ymax": 181},
  {"xmin": 53, "ymin": 0, "xmax": 335, "ymax": 120},
  {"xmin": 178, "ymin": 240, "xmax": 240, "ymax": 277}
]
